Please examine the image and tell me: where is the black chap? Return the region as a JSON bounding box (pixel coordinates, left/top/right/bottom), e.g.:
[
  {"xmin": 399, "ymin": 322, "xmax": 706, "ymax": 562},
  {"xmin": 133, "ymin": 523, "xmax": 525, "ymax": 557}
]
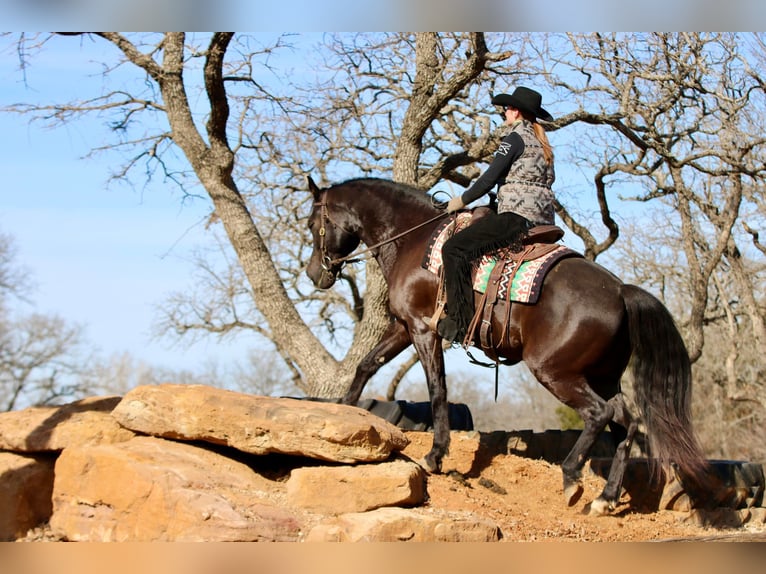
[{"xmin": 441, "ymin": 211, "xmax": 531, "ymax": 333}]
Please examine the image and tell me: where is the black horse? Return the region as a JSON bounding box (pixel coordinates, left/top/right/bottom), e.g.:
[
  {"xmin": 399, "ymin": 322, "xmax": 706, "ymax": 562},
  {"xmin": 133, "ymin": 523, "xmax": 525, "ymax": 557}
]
[{"xmin": 305, "ymin": 176, "xmax": 721, "ymax": 514}]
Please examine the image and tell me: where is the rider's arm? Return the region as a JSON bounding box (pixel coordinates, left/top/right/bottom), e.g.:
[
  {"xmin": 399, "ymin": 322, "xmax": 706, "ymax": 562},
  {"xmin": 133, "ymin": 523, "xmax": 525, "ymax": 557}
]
[{"xmin": 460, "ymin": 132, "xmax": 524, "ymax": 206}]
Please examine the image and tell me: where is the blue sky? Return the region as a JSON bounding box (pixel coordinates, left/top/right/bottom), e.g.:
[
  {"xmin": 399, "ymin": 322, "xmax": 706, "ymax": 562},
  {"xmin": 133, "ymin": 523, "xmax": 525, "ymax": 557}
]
[
  {"xmin": 0, "ymin": 40, "xmax": 237, "ymax": 372},
  {"xmin": 0, "ymin": 32, "xmax": 659, "ymax": 380},
  {"xmin": 0, "ymin": 27, "xmax": 760, "ymax": 381},
  {"xmin": 0, "ymin": 34, "xmax": 567, "ymax": 386}
]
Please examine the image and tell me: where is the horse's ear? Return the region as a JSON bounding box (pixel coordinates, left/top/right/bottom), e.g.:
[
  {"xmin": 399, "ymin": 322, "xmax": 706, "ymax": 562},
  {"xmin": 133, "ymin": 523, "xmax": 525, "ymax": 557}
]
[{"xmin": 306, "ymin": 175, "xmax": 322, "ymax": 200}]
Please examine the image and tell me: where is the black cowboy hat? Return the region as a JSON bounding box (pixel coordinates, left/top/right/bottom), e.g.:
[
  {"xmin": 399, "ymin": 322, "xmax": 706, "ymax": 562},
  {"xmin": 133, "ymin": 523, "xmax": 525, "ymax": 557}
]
[{"xmin": 491, "ymin": 87, "xmax": 553, "ymax": 122}]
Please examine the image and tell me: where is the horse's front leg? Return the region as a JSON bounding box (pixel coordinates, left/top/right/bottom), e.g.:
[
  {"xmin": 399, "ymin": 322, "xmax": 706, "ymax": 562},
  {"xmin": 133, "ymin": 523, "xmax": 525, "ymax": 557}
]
[
  {"xmin": 342, "ymin": 319, "xmax": 412, "ymax": 405},
  {"xmin": 409, "ymin": 327, "xmax": 450, "ymax": 473}
]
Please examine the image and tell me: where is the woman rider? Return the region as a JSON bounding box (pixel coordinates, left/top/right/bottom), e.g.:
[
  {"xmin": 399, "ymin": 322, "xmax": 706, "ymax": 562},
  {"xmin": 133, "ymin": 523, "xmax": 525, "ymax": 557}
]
[{"xmin": 434, "ymin": 86, "xmax": 556, "ymax": 344}]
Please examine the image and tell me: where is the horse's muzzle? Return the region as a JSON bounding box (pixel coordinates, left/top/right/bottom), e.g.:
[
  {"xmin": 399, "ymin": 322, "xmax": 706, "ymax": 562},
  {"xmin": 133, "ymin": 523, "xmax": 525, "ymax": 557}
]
[
  {"xmin": 317, "ymin": 268, "xmax": 338, "ymax": 289},
  {"xmin": 307, "ymin": 257, "xmax": 338, "ymax": 289}
]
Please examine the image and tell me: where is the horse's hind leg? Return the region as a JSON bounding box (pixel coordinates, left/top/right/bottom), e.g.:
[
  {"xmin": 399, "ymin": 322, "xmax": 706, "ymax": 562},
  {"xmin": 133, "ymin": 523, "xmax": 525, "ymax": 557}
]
[
  {"xmin": 559, "ymin": 386, "xmax": 615, "ymax": 507},
  {"xmin": 342, "ymin": 320, "xmax": 411, "ymax": 405},
  {"xmin": 590, "ymin": 394, "xmax": 638, "ymax": 516}
]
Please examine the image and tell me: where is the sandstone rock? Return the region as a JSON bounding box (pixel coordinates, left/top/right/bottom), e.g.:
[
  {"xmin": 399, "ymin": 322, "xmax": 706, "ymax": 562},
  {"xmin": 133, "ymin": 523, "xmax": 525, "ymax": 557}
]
[
  {"xmin": 50, "ymin": 436, "xmax": 301, "ymax": 542},
  {"xmin": 0, "ymin": 396, "xmax": 134, "ymax": 452},
  {"xmin": 286, "ymin": 459, "xmax": 425, "ymax": 514},
  {"xmin": 305, "ymin": 507, "xmax": 501, "ymax": 542},
  {"xmin": 0, "ymin": 452, "xmax": 56, "ymax": 540},
  {"xmin": 750, "ymin": 507, "xmax": 766, "ymax": 524},
  {"xmin": 401, "ymin": 430, "xmax": 483, "ymax": 474},
  {"xmin": 111, "ymin": 384, "xmax": 409, "ymax": 463}
]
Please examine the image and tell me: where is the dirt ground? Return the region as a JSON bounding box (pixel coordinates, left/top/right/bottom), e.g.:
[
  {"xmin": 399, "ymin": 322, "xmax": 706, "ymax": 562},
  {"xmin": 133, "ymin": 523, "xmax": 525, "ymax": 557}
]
[
  {"xmin": 401, "ymin": 432, "xmax": 766, "ymax": 542},
  {"xmin": 18, "ymin": 431, "xmax": 765, "ymax": 543}
]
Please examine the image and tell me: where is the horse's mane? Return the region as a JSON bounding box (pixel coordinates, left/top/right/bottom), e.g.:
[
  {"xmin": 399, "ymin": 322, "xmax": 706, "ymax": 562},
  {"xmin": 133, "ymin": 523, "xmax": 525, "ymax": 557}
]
[{"xmin": 331, "ymin": 177, "xmax": 437, "ymax": 211}]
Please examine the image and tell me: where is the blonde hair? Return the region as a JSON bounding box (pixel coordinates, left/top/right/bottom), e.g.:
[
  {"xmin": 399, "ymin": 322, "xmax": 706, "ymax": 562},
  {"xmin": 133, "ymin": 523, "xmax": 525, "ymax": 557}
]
[
  {"xmin": 520, "ymin": 110, "xmax": 554, "ymax": 166},
  {"xmin": 533, "ymin": 122, "xmax": 554, "ymax": 166}
]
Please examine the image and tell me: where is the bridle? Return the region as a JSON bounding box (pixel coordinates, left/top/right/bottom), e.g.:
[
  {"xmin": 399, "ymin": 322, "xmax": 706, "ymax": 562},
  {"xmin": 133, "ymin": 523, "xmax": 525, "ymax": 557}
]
[
  {"xmin": 314, "ymin": 196, "xmax": 355, "ymax": 276},
  {"xmin": 314, "ymin": 193, "xmax": 450, "ymax": 278}
]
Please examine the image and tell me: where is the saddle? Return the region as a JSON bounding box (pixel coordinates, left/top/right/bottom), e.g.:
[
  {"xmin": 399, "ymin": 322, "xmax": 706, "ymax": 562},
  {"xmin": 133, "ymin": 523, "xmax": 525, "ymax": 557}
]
[
  {"xmin": 423, "ymin": 207, "xmax": 575, "ymax": 360},
  {"xmin": 468, "ymin": 234, "xmax": 560, "ymax": 361}
]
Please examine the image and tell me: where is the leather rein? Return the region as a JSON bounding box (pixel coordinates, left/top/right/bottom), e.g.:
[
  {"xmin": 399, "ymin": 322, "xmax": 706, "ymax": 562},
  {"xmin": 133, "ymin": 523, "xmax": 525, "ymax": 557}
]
[{"xmin": 316, "ymin": 196, "xmax": 450, "ymax": 274}]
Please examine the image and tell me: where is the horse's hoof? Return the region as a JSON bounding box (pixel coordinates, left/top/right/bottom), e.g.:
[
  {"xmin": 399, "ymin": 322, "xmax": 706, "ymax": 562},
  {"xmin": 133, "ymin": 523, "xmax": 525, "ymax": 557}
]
[
  {"xmin": 588, "ymin": 497, "xmax": 613, "ymax": 516},
  {"xmin": 564, "ymin": 482, "xmax": 584, "ymax": 506},
  {"xmin": 416, "ymin": 456, "xmax": 441, "ymax": 474}
]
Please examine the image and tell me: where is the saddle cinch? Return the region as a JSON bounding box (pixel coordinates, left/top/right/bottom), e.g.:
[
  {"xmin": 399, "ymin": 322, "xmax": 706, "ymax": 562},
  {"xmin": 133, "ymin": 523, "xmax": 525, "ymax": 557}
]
[{"xmin": 423, "ymin": 206, "xmax": 578, "ymax": 360}]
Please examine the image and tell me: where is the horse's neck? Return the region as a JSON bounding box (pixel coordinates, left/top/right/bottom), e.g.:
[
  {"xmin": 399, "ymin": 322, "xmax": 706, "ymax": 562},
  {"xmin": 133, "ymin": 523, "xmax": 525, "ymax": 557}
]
[
  {"xmin": 345, "ymin": 197, "xmax": 414, "ymax": 276},
  {"xmin": 332, "ymin": 193, "xmax": 379, "ymax": 244}
]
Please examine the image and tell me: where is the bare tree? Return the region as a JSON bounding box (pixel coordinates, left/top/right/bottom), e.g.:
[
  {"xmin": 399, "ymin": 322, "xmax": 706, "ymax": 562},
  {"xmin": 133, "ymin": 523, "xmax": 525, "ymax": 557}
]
[
  {"xmin": 5, "ymin": 33, "xmax": 522, "ymax": 398},
  {"xmin": 145, "ymin": 33, "xmax": 524, "ymax": 396},
  {"xmin": 7, "ymin": 33, "xmax": 763, "ymax": 457},
  {"xmin": 607, "ymin": 216, "xmax": 765, "ymax": 460},
  {"xmin": 0, "ymin": 231, "xmax": 92, "ymax": 410},
  {"xmin": 0, "ymin": 231, "xmax": 32, "ymax": 302},
  {"xmin": 517, "ymin": 32, "xmax": 766, "ymax": 457},
  {"xmin": 539, "ymin": 32, "xmax": 766, "ymax": 360}
]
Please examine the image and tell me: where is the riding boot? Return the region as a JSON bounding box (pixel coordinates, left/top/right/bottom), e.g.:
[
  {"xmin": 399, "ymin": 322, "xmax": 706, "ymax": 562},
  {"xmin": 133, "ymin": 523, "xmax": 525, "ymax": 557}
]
[
  {"xmin": 440, "ymin": 249, "xmax": 474, "ymax": 344},
  {"xmin": 437, "ymin": 271, "xmax": 472, "ymax": 344},
  {"xmin": 436, "ymin": 316, "xmax": 465, "ymax": 343}
]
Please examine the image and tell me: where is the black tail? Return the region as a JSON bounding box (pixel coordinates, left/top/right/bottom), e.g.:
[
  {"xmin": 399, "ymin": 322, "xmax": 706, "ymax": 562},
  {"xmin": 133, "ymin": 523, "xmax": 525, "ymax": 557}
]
[{"xmin": 620, "ymin": 284, "xmax": 720, "ymax": 504}]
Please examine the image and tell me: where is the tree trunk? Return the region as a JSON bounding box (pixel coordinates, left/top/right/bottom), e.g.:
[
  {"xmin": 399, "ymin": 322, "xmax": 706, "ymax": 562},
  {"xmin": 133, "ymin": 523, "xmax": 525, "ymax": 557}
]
[{"xmin": 155, "ymin": 34, "xmax": 348, "ymax": 396}]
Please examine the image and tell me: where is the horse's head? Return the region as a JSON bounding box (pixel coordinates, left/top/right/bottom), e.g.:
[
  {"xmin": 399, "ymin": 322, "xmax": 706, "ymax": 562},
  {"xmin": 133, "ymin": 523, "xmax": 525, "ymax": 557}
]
[{"xmin": 305, "ymin": 176, "xmax": 361, "ymax": 289}]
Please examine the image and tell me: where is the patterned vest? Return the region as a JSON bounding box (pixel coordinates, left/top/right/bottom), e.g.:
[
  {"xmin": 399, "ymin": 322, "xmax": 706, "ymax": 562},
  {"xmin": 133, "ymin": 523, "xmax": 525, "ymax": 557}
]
[{"xmin": 497, "ymin": 120, "xmax": 555, "ymax": 225}]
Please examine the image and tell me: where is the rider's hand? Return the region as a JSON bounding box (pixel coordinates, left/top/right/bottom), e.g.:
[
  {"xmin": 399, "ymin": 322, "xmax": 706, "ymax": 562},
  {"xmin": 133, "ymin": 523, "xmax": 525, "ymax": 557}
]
[{"xmin": 447, "ymin": 196, "xmax": 465, "ymax": 213}]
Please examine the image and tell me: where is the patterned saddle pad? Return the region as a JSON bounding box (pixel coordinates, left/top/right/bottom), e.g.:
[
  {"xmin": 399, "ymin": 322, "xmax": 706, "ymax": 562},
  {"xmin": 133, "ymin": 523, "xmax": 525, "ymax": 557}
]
[{"xmin": 422, "ymin": 212, "xmax": 580, "ymax": 304}]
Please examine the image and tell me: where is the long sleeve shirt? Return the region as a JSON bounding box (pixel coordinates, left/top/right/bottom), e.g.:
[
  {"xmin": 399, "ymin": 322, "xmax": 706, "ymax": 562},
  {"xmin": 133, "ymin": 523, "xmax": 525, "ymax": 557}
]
[{"xmin": 460, "ymin": 132, "xmax": 525, "ymax": 206}]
